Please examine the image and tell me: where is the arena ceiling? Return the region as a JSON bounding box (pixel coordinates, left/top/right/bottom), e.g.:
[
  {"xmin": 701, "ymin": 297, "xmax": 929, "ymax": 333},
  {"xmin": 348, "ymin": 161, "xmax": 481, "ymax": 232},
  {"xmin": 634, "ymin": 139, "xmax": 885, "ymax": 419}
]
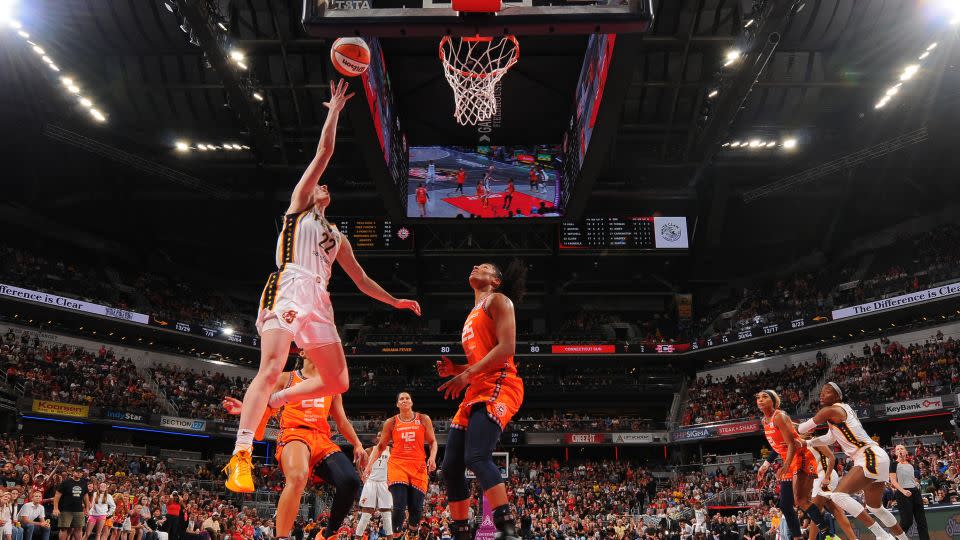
[{"xmin": 1, "ymin": 0, "xmax": 959, "ymax": 281}]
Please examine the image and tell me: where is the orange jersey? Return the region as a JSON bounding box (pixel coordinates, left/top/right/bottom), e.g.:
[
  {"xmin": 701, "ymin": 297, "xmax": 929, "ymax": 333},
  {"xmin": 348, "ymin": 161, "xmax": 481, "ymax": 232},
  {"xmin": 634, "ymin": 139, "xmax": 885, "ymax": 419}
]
[
  {"xmin": 275, "ymin": 371, "xmax": 342, "ymax": 468},
  {"xmin": 277, "ymin": 370, "xmax": 331, "ymax": 437},
  {"xmin": 390, "ymin": 413, "xmax": 426, "ymax": 462},
  {"xmin": 762, "ymin": 411, "xmax": 815, "ymax": 479},
  {"xmin": 453, "ymin": 295, "xmax": 524, "ymax": 430}
]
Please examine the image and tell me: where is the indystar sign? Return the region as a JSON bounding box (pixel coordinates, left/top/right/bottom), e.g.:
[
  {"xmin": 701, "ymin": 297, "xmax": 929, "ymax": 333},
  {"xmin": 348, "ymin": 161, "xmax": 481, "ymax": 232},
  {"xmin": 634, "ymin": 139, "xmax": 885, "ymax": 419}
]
[{"xmin": 832, "ymin": 281, "xmax": 960, "ymax": 320}]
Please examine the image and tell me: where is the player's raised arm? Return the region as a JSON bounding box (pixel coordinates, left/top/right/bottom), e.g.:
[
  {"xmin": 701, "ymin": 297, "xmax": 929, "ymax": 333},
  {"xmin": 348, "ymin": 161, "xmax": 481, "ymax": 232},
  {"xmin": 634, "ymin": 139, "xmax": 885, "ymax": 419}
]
[
  {"xmin": 287, "ymin": 79, "xmax": 354, "ymax": 214},
  {"xmin": 335, "ymin": 236, "xmax": 421, "ymax": 315}
]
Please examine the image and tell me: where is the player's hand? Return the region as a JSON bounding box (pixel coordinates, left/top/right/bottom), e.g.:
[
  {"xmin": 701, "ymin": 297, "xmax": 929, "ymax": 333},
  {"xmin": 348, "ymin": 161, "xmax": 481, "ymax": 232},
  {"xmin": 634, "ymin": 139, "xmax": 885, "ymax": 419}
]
[
  {"xmin": 438, "ymin": 372, "xmax": 470, "ymax": 400},
  {"xmin": 393, "ymin": 299, "xmax": 421, "ymax": 316},
  {"xmin": 354, "ymin": 447, "xmax": 368, "ymax": 470},
  {"xmin": 222, "ymin": 397, "xmax": 242, "ymax": 415},
  {"xmin": 52, "ymin": 510, "xmax": 60, "ymax": 518},
  {"xmin": 900, "ymin": 488, "xmax": 911, "ymax": 497},
  {"xmin": 426, "ymin": 457, "xmax": 437, "ymax": 473},
  {"xmin": 776, "ymin": 468, "xmax": 790, "ymax": 481},
  {"xmin": 323, "ymin": 79, "xmax": 355, "ymax": 113},
  {"xmin": 437, "ymin": 356, "xmax": 456, "ymax": 378}
]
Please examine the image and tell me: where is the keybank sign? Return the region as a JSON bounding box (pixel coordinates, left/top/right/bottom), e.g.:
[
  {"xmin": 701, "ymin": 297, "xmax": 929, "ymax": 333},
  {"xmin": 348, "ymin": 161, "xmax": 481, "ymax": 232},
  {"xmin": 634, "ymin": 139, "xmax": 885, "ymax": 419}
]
[{"xmin": 160, "ymin": 415, "xmax": 207, "ymax": 432}]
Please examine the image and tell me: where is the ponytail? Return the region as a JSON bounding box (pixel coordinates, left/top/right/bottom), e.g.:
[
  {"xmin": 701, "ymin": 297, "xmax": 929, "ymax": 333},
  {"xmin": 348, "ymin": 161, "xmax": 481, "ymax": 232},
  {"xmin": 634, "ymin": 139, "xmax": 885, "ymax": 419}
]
[{"xmin": 488, "ymin": 259, "xmax": 527, "ymax": 304}]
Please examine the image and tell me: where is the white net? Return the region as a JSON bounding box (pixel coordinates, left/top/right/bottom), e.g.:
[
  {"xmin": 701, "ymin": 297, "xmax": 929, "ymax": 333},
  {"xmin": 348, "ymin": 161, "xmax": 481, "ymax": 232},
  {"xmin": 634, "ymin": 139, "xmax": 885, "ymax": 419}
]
[{"xmin": 439, "ymin": 35, "xmax": 520, "ymax": 126}]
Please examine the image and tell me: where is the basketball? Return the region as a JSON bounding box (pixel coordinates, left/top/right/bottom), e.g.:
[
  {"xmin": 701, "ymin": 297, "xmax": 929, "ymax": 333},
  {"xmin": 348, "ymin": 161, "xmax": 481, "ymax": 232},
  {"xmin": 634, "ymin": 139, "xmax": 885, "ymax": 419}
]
[{"xmin": 330, "ymin": 37, "xmax": 371, "ymax": 77}]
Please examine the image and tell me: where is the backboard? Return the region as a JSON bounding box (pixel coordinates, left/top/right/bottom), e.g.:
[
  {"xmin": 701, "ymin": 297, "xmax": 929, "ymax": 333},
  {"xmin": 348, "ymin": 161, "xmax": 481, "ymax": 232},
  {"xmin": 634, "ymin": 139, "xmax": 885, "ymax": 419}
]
[{"xmin": 302, "ymin": 0, "xmax": 653, "ymax": 38}]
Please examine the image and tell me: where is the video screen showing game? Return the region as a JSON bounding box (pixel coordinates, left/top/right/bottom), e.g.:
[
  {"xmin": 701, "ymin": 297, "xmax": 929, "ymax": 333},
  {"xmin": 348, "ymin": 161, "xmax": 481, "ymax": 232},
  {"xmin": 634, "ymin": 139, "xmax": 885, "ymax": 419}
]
[{"xmin": 406, "ymin": 145, "xmax": 563, "ymax": 219}]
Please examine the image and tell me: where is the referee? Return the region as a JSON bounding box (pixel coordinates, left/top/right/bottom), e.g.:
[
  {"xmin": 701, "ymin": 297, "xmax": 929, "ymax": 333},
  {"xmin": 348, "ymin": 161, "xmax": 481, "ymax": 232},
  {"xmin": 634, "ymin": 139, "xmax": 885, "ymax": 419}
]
[{"xmin": 889, "ymin": 444, "xmax": 929, "ymax": 540}]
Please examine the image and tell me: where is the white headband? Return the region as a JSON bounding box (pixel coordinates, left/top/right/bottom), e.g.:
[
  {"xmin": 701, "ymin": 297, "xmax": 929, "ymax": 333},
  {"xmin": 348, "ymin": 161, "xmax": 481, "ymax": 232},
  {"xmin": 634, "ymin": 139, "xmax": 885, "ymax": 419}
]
[{"xmin": 826, "ymin": 382, "xmax": 843, "ymax": 399}]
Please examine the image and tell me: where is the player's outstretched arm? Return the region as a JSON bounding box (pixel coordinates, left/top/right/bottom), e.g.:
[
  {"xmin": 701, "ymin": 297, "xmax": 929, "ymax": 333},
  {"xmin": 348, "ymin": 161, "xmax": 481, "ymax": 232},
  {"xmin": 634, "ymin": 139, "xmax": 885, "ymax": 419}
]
[
  {"xmin": 422, "ymin": 414, "xmax": 438, "ymax": 473},
  {"xmin": 330, "ymin": 395, "xmax": 366, "ymax": 469},
  {"xmin": 336, "ymin": 237, "xmax": 421, "ymax": 315},
  {"xmin": 287, "ymin": 79, "xmax": 354, "ymax": 214}
]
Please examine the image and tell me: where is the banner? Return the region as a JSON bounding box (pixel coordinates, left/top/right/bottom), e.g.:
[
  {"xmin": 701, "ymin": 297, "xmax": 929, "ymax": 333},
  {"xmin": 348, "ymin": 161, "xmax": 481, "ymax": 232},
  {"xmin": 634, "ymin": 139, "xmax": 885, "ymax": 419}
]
[
  {"xmin": 0, "ymin": 284, "xmax": 149, "ymax": 324},
  {"xmin": 676, "ymin": 294, "xmax": 693, "ymax": 320},
  {"xmin": 32, "ymin": 400, "xmax": 89, "ymax": 418},
  {"xmin": 716, "ymin": 420, "xmax": 761, "ymax": 437},
  {"xmin": 832, "ymin": 281, "xmax": 960, "ymax": 320},
  {"xmin": 612, "ymin": 433, "xmax": 655, "ymax": 444},
  {"xmin": 690, "ymin": 317, "xmax": 820, "ymax": 350},
  {"xmin": 564, "ymin": 433, "xmax": 606, "ymax": 444},
  {"xmin": 159, "ymin": 415, "xmax": 207, "ymax": 432},
  {"xmin": 551, "ymin": 344, "xmax": 615, "ymax": 354},
  {"xmin": 475, "ymin": 495, "xmax": 497, "ymax": 540},
  {"xmin": 883, "ymin": 396, "xmax": 944, "ymax": 417},
  {"xmin": 672, "ymin": 426, "xmax": 715, "ymax": 442},
  {"xmin": 150, "ymin": 317, "xmax": 259, "ymax": 348},
  {"xmin": 654, "ymin": 216, "xmax": 689, "ymax": 249},
  {"xmin": 104, "ymin": 410, "xmax": 147, "ymax": 424}
]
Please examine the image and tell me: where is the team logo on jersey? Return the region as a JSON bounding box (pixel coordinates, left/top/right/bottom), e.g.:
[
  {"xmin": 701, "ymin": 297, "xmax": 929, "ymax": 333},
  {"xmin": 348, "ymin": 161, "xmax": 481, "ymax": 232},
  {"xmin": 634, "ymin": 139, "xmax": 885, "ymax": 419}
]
[
  {"xmin": 282, "ymin": 310, "xmax": 298, "ymax": 324},
  {"xmin": 494, "ymin": 402, "xmax": 507, "ymax": 418}
]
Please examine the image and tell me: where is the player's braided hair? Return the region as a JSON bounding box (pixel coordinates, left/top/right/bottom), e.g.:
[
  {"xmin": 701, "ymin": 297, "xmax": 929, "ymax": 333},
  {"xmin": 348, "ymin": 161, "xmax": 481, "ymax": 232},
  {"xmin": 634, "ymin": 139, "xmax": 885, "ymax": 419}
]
[{"xmin": 488, "ymin": 259, "xmax": 527, "ymax": 304}]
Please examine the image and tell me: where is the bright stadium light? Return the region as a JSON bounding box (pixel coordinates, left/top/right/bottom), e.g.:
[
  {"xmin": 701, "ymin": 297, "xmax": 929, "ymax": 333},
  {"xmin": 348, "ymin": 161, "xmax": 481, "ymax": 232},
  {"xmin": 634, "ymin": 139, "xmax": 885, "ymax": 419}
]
[
  {"xmin": 744, "ymin": 19, "xmax": 755, "ymax": 28},
  {"xmin": 217, "ymin": 22, "xmax": 228, "ymax": 31},
  {"xmin": 252, "ymin": 92, "xmax": 263, "ymax": 101},
  {"xmin": 919, "ymin": 51, "xmax": 930, "ymax": 60},
  {"xmin": 708, "ymin": 89, "xmax": 719, "ymax": 98},
  {"xmin": 0, "ymin": 0, "xmax": 17, "ymax": 24},
  {"xmin": 198, "ymin": 143, "xmax": 208, "ymax": 151},
  {"xmin": 223, "ymin": 327, "xmax": 235, "ymax": 336},
  {"xmin": 875, "ymin": 97, "xmax": 889, "ymax": 109},
  {"xmin": 32, "ymin": 45, "xmax": 44, "ymax": 55},
  {"xmin": 90, "ymin": 108, "xmax": 106, "ymax": 122},
  {"xmin": 16, "ymin": 30, "xmax": 27, "ymax": 38},
  {"xmin": 60, "ymin": 77, "xmax": 73, "ymax": 86},
  {"xmin": 79, "ymin": 97, "xmax": 92, "ymax": 107},
  {"xmin": 927, "ymin": 42, "xmax": 938, "ymax": 51},
  {"xmin": 724, "ymin": 48, "xmax": 741, "ymax": 67},
  {"xmin": 900, "ymin": 64, "xmax": 919, "ymax": 81},
  {"xmin": 749, "ymin": 139, "xmax": 762, "ymax": 148},
  {"xmin": 885, "ymin": 84, "xmax": 900, "ymax": 97},
  {"xmin": 236, "ymin": 60, "xmax": 247, "ymax": 70},
  {"xmin": 66, "ymin": 84, "xmax": 80, "ymax": 94},
  {"xmin": 782, "ymin": 138, "xmax": 797, "ymax": 149},
  {"xmin": 765, "ymin": 141, "xmax": 776, "ymax": 148},
  {"xmin": 730, "ymin": 141, "xmax": 741, "ymax": 147},
  {"xmin": 48, "ymin": 63, "xmax": 59, "ymax": 72},
  {"xmin": 175, "ymin": 140, "xmax": 189, "ymax": 152},
  {"xmin": 230, "ymin": 50, "xmax": 245, "ymax": 61}
]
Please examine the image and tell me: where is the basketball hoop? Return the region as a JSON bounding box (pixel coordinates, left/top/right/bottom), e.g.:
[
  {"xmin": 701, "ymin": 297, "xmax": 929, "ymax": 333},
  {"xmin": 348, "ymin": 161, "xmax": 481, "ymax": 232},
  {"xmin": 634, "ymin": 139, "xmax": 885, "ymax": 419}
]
[{"xmin": 439, "ymin": 35, "xmax": 519, "ymax": 126}]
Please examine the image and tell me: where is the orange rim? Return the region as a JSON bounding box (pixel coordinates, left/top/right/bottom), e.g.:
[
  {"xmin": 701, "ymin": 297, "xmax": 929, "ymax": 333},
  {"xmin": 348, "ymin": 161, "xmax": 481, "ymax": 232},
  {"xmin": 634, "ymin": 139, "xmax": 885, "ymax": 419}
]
[{"xmin": 439, "ymin": 35, "xmax": 519, "ymax": 79}]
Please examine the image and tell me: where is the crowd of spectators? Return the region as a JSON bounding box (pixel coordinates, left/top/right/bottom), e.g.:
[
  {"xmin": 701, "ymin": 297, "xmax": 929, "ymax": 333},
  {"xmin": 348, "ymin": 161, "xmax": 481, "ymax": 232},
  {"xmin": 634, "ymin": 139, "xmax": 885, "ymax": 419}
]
[
  {"xmin": 0, "ymin": 244, "xmax": 254, "ymax": 338},
  {"xmin": 829, "ymin": 334, "xmax": 958, "ymax": 411},
  {"xmin": 705, "ymin": 223, "xmax": 960, "ymax": 339},
  {"xmin": 680, "ymin": 355, "xmax": 830, "ymax": 426},
  {"xmin": 2, "ymin": 329, "xmax": 159, "ymax": 414},
  {"xmin": 149, "ymin": 365, "xmax": 250, "ymax": 421}
]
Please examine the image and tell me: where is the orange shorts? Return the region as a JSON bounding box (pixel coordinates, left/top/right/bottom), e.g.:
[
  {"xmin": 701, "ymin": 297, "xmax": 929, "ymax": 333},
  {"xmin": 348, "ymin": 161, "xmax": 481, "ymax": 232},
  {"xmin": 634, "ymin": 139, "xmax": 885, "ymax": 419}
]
[
  {"xmin": 276, "ymin": 427, "xmax": 342, "ymax": 470},
  {"xmin": 451, "ymin": 376, "xmax": 523, "ymax": 431},
  {"xmin": 781, "ymin": 448, "xmax": 817, "ymax": 480},
  {"xmin": 387, "ymin": 459, "xmax": 428, "ymax": 493}
]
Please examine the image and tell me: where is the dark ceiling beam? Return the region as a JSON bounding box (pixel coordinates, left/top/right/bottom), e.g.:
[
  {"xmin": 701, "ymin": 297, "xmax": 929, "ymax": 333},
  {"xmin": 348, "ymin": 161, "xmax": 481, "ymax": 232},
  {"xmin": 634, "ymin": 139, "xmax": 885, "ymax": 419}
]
[
  {"xmin": 233, "ymin": 35, "xmax": 736, "ymax": 52},
  {"xmin": 661, "ymin": 0, "xmax": 704, "ymax": 161},
  {"xmin": 174, "ymin": 0, "xmax": 277, "ymax": 160},
  {"xmin": 686, "ymin": 0, "xmax": 799, "ymax": 187}
]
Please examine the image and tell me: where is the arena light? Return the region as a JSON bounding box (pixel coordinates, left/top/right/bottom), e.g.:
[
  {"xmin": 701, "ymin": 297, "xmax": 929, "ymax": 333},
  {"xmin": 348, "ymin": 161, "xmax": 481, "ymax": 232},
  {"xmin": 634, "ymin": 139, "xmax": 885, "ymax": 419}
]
[
  {"xmin": 236, "ymin": 60, "xmax": 247, "ymax": 70},
  {"xmin": 90, "ymin": 109, "xmax": 106, "ymax": 122},
  {"xmin": 707, "ymin": 89, "xmax": 719, "ymax": 99},
  {"xmin": 721, "ymin": 142, "xmax": 730, "ymax": 147},
  {"xmin": 230, "ymin": 49, "xmax": 245, "ymax": 61},
  {"xmin": 885, "ymin": 85, "xmax": 900, "ymax": 97},
  {"xmin": 48, "ymin": 63, "xmax": 59, "ymax": 72},
  {"xmin": 31, "ymin": 44, "xmax": 44, "ymax": 55},
  {"xmin": 223, "ymin": 327, "xmax": 235, "ymax": 335},
  {"xmin": 730, "ymin": 140, "xmax": 741, "ymax": 147},
  {"xmin": 875, "ymin": 97, "xmax": 889, "ymax": 109},
  {"xmin": 175, "ymin": 140, "xmax": 189, "ymax": 152},
  {"xmin": 252, "ymin": 92, "xmax": 263, "ymax": 101},
  {"xmin": 900, "ymin": 64, "xmax": 919, "ymax": 81},
  {"xmin": 919, "ymin": 51, "xmax": 930, "ymax": 60},
  {"xmin": 765, "ymin": 141, "xmax": 776, "ymax": 148},
  {"xmin": 197, "ymin": 143, "xmax": 208, "ymax": 151},
  {"xmin": 723, "ymin": 48, "xmax": 741, "ymax": 67},
  {"xmin": 66, "ymin": 83, "xmax": 80, "ymax": 94},
  {"xmin": 782, "ymin": 138, "xmax": 797, "ymax": 149},
  {"xmin": 16, "ymin": 30, "xmax": 27, "ymax": 38},
  {"xmin": 744, "ymin": 18, "xmax": 755, "ymax": 28},
  {"xmin": 217, "ymin": 22, "xmax": 228, "ymax": 32},
  {"xmin": 79, "ymin": 97, "xmax": 92, "ymax": 107},
  {"xmin": 927, "ymin": 42, "xmax": 938, "ymax": 51},
  {"xmin": 749, "ymin": 139, "xmax": 762, "ymax": 148},
  {"xmin": 0, "ymin": 0, "xmax": 16, "ymax": 23}
]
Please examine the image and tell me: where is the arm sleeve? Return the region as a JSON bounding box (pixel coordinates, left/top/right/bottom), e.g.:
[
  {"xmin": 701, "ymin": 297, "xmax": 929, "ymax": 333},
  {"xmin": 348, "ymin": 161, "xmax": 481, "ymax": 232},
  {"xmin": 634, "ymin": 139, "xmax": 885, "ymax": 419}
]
[{"xmin": 804, "ymin": 430, "xmax": 836, "ymax": 448}]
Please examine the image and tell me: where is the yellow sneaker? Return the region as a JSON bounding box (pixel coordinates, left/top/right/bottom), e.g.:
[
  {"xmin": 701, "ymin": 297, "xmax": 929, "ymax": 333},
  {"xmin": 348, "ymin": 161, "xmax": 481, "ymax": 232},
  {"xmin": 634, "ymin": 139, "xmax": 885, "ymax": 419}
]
[{"xmin": 223, "ymin": 449, "xmax": 254, "ymax": 493}]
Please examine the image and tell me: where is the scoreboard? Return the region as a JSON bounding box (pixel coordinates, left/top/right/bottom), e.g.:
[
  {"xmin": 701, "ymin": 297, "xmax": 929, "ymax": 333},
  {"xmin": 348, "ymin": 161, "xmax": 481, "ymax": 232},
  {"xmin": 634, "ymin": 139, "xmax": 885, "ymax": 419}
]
[
  {"xmin": 333, "ymin": 218, "xmax": 413, "ymax": 251},
  {"xmin": 560, "ymin": 216, "xmax": 689, "ymax": 250}
]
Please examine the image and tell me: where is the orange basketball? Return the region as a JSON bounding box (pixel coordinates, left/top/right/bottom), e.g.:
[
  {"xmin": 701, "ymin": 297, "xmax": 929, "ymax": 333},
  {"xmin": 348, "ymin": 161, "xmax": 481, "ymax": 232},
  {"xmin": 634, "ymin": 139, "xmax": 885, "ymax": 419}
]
[{"xmin": 330, "ymin": 37, "xmax": 371, "ymax": 77}]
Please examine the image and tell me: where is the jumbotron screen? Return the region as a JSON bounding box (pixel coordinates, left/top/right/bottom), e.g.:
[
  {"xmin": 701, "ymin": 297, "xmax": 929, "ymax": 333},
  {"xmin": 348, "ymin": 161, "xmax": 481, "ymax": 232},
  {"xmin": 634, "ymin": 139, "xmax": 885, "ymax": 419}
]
[{"xmin": 406, "ymin": 145, "xmax": 563, "ymax": 219}]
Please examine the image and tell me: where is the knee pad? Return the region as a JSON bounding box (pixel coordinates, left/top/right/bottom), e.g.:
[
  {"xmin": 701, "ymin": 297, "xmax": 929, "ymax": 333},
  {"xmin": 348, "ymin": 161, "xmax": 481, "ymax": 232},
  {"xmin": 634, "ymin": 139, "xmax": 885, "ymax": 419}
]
[
  {"xmin": 867, "ymin": 506, "xmax": 897, "ymax": 528},
  {"xmin": 465, "ymin": 453, "xmax": 504, "ymax": 492},
  {"xmin": 379, "ymin": 511, "xmax": 393, "ymax": 536},
  {"xmin": 830, "ymin": 493, "xmax": 865, "ymax": 518},
  {"xmin": 354, "ymin": 513, "xmax": 372, "ymax": 537}
]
